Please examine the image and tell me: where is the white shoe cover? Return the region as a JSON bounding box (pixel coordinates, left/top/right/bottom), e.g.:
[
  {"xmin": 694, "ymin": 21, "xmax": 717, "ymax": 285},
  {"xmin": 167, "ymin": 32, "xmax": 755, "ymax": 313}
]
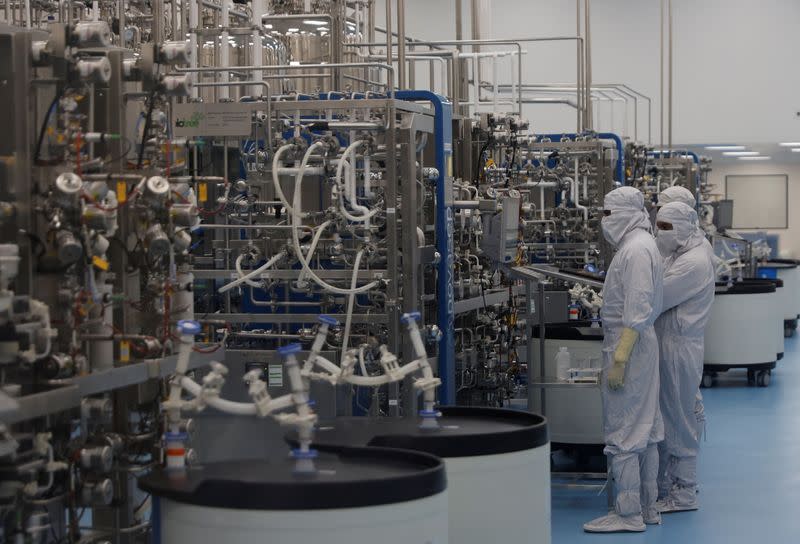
[
  {"xmin": 656, "ymin": 495, "xmax": 698, "ymax": 513},
  {"xmin": 583, "ymin": 513, "xmax": 646, "ymax": 533},
  {"xmin": 643, "ymin": 510, "xmax": 662, "ymax": 525}
]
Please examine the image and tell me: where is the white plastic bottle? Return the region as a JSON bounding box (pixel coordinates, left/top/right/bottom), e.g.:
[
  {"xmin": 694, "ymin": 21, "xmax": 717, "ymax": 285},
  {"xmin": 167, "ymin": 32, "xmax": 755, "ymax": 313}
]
[{"xmin": 555, "ymin": 347, "xmax": 571, "ymax": 382}]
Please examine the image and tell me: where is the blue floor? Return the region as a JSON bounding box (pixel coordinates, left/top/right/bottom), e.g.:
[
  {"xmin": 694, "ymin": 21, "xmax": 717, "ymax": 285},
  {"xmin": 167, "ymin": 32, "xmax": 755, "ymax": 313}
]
[{"xmin": 552, "ymin": 334, "xmax": 800, "ymax": 543}]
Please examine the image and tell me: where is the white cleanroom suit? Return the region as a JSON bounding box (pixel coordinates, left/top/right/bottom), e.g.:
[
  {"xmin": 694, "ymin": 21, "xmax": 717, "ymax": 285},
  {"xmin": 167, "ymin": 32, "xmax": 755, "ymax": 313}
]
[
  {"xmin": 583, "ymin": 187, "xmax": 664, "ymax": 533},
  {"xmin": 657, "ymin": 185, "xmax": 696, "ymax": 209},
  {"xmin": 656, "ymin": 187, "xmax": 712, "ymax": 501},
  {"xmin": 654, "ymin": 202, "xmax": 715, "ymax": 513}
]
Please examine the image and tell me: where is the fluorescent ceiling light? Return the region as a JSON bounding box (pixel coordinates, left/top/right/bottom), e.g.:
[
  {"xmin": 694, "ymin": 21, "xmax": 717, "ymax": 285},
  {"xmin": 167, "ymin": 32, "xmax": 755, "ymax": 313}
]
[
  {"xmin": 779, "ymin": 142, "xmax": 800, "ymax": 147},
  {"xmin": 705, "ymin": 145, "xmax": 746, "ymax": 151},
  {"xmin": 265, "ymin": 24, "xmax": 273, "ymax": 29},
  {"xmin": 723, "ymin": 151, "xmax": 760, "ymax": 156},
  {"xmin": 303, "ymin": 19, "xmax": 328, "ymax": 26},
  {"xmin": 738, "ymin": 156, "xmax": 771, "ymax": 161},
  {"xmin": 792, "ymin": 148, "xmax": 800, "ymax": 153},
  {"xmin": 287, "ymin": 27, "xmax": 299, "ymax": 32}
]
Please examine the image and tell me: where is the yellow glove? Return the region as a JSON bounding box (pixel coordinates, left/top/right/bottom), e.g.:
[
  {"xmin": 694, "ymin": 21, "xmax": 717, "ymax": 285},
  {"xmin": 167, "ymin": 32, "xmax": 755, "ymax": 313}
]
[{"xmin": 608, "ymin": 328, "xmax": 639, "ymax": 390}]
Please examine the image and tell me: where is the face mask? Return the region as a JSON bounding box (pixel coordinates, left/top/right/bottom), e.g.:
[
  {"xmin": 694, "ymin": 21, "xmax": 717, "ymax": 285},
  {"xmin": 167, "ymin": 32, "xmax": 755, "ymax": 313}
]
[
  {"xmin": 601, "ymin": 214, "xmax": 626, "ymax": 247},
  {"xmin": 656, "ymin": 229, "xmax": 679, "ymax": 258}
]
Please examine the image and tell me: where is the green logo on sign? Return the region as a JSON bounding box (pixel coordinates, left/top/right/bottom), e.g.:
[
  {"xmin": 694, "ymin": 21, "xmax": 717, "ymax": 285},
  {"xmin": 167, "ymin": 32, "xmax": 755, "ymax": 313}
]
[{"xmin": 175, "ymin": 112, "xmax": 204, "ymax": 128}]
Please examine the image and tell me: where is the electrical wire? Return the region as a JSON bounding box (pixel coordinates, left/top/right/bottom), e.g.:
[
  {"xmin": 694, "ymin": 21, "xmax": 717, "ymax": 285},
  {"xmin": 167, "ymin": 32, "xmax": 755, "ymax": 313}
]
[{"xmin": 34, "ymin": 91, "xmax": 64, "ymax": 165}]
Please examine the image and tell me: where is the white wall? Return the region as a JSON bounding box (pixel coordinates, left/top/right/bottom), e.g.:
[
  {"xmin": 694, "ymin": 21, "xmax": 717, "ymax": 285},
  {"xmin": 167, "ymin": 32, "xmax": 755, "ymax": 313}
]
[
  {"xmin": 377, "ymin": 0, "xmax": 800, "ymax": 144},
  {"xmin": 709, "ymin": 161, "xmax": 800, "ymax": 257}
]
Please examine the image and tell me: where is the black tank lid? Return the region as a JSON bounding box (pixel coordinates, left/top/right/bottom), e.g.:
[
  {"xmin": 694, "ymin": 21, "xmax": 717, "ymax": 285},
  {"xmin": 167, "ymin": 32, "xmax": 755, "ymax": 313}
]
[
  {"xmin": 766, "ymin": 258, "xmax": 800, "ymax": 267},
  {"xmin": 715, "ymin": 281, "xmax": 777, "ymax": 295},
  {"xmin": 298, "ymin": 406, "xmax": 548, "ymax": 459},
  {"xmin": 532, "ymin": 321, "xmax": 604, "ymax": 341},
  {"xmin": 138, "ymin": 445, "xmax": 446, "ymax": 510},
  {"xmin": 762, "ymin": 261, "xmax": 798, "ymax": 270},
  {"xmin": 741, "ymin": 278, "xmax": 783, "ymax": 288}
]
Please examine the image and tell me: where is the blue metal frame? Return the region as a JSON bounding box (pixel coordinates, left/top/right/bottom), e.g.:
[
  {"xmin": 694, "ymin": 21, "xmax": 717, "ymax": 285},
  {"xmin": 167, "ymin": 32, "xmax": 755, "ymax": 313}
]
[
  {"xmin": 536, "ymin": 132, "xmax": 626, "ymax": 184},
  {"xmin": 152, "ymin": 496, "xmax": 161, "ymax": 544},
  {"xmin": 396, "ymin": 90, "xmax": 455, "ymax": 405}
]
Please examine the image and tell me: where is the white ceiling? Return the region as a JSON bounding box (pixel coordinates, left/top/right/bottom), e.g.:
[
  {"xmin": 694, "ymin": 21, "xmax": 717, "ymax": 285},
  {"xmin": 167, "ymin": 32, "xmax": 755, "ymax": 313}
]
[{"xmin": 677, "ymin": 143, "xmax": 800, "ymax": 165}]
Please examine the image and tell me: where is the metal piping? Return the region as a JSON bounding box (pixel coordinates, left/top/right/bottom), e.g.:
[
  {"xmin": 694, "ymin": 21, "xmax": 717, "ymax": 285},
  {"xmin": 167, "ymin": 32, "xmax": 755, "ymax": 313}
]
[{"xmin": 177, "ymin": 62, "xmax": 396, "ymax": 97}]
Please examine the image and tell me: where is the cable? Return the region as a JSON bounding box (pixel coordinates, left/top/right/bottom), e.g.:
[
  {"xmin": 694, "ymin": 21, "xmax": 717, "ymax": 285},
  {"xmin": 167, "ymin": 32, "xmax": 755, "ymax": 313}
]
[
  {"xmin": 34, "ymin": 91, "xmax": 63, "ymax": 165},
  {"xmin": 136, "ymin": 85, "xmax": 158, "ymax": 169}
]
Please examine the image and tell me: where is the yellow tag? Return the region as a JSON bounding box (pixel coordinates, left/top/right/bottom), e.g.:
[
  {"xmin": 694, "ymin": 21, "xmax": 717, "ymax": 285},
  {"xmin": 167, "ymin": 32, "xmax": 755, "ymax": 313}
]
[
  {"xmin": 485, "ymin": 158, "xmax": 495, "ymax": 168},
  {"xmin": 120, "ymin": 341, "xmax": 130, "ymax": 363},
  {"xmin": 198, "ymin": 182, "xmax": 208, "ymax": 203},
  {"xmin": 92, "ymin": 255, "xmax": 110, "ymax": 271},
  {"xmin": 116, "ymin": 181, "xmax": 127, "ymax": 203},
  {"xmin": 447, "ymin": 155, "xmax": 453, "ymax": 178}
]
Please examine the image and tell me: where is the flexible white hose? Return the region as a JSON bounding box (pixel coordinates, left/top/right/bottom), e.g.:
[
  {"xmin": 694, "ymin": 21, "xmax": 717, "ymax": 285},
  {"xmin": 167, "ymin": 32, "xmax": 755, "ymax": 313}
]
[
  {"xmin": 340, "ymin": 249, "xmax": 365, "ymax": 360},
  {"xmin": 219, "ymin": 251, "xmax": 285, "ymax": 293},
  {"xmin": 233, "ymin": 254, "xmax": 264, "ymax": 289},
  {"xmin": 291, "ymin": 146, "xmax": 378, "ymax": 296},
  {"xmin": 337, "ymin": 182, "xmax": 380, "ymax": 222},
  {"xmin": 335, "ymin": 140, "xmax": 379, "ymax": 222},
  {"xmin": 181, "ymin": 376, "xmax": 258, "ymax": 415},
  {"xmin": 297, "ymin": 220, "xmax": 331, "ymax": 284},
  {"xmin": 358, "ymin": 346, "xmax": 369, "ymax": 377},
  {"xmin": 271, "ymin": 144, "xmax": 295, "ymax": 214}
]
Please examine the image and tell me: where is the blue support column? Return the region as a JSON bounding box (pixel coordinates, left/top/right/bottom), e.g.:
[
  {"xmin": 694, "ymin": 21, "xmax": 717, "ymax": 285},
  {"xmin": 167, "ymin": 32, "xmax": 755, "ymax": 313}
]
[{"xmin": 396, "ymin": 91, "xmax": 455, "ymax": 405}]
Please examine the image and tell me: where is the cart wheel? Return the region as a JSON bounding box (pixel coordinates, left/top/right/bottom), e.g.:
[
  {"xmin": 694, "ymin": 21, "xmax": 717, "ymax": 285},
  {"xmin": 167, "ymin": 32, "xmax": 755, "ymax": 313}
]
[
  {"xmin": 701, "ymin": 374, "xmax": 714, "ymax": 389},
  {"xmin": 757, "ymin": 371, "xmax": 771, "ymax": 387},
  {"xmin": 747, "ymin": 369, "xmax": 756, "ymax": 386}
]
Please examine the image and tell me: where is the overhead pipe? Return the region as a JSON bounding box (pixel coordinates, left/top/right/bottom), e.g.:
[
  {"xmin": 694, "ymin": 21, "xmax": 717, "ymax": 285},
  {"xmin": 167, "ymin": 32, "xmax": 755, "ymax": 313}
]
[{"xmin": 348, "ymin": 36, "xmax": 587, "ymax": 118}]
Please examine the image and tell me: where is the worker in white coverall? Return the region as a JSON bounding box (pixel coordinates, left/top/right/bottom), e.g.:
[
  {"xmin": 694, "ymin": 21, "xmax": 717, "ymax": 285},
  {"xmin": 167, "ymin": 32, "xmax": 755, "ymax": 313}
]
[
  {"xmin": 584, "ymin": 187, "xmax": 664, "ymax": 533},
  {"xmin": 654, "ymin": 198, "xmax": 716, "ymax": 513}
]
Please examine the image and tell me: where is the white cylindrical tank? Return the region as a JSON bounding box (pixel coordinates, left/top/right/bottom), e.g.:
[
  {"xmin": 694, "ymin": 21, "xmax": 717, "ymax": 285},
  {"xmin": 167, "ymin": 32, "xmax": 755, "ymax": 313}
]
[
  {"xmin": 140, "ymin": 447, "xmax": 449, "ymax": 544},
  {"xmin": 304, "ymin": 407, "xmax": 550, "ymax": 544},
  {"xmin": 704, "ymin": 281, "xmax": 778, "ymax": 367},
  {"xmin": 764, "ymin": 261, "xmax": 800, "ymax": 336}
]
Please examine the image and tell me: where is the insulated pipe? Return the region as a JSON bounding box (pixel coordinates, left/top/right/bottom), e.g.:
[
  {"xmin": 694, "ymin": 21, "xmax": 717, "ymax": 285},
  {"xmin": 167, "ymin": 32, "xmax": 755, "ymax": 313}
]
[
  {"xmin": 660, "ymin": 0, "xmax": 665, "ymax": 154},
  {"xmin": 397, "ymin": 0, "xmax": 405, "ymax": 89},
  {"xmin": 385, "ymin": 0, "xmax": 392, "ymax": 76},
  {"xmin": 251, "ymin": 0, "xmax": 265, "ymax": 98},
  {"xmin": 584, "ymin": 0, "xmax": 592, "ymax": 130},
  {"xmin": 668, "ymin": 0, "xmax": 673, "ymax": 151},
  {"xmin": 219, "ymin": 0, "xmax": 230, "ymax": 99}
]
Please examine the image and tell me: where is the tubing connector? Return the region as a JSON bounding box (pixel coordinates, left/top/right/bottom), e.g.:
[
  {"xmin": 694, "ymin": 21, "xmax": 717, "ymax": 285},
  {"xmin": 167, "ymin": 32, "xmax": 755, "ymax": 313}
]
[
  {"xmin": 413, "ymin": 374, "xmax": 442, "ymax": 393},
  {"xmin": 243, "ymin": 369, "xmax": 273, "ymax": 418},
  {"xmin": 177, "ymin": 319, "xmax": 201, "ymax": 336},
  {"xmin": 194, "ymin": 362, "xmax": 227, "ymax": 411},
  {"xmin": 418, "ymin": 409, "xmax": 442, "ymax": 430},
  {"xmin": 164, "ymin": 431, "xmax": 189, "ymax": 470},
  {"xmin": 290, "ymin": 448, "xmax": 318, "ymax": 475},
  {"xmin": 378, "ymin": 345, "xmax": 403, "ymax": 381}
]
